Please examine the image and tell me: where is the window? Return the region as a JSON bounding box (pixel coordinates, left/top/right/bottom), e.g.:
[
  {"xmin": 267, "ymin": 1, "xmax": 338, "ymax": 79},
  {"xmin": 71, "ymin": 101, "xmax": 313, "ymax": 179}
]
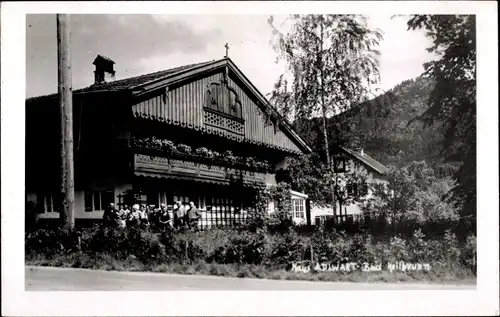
[
  {"xmin": 315, "ymin": 216, "xmax": 321, "ymax": 226},
  {"xmin": 85, "ymin": 190, "xmax": 114, "ymax": 212},
  {"xmin": 38, "ymin": 192, "xmax": 60, "ymax": 213},
  {"xmin": 204, "ymin": 82, "xmax": 243, "ymax": 120},
  {"xmin": 158, "ymin": 192, "xmax": 168, "ymax": 206},
  {"xmin": 359, "ymin": 183, "xmax": 368, "ymax": 196},
  {"xmin": 333, "ymin": 157, "xmax": 347, "ymax": 173},
  {"xmin": 291, "ymin": 198, "xmax": 305, "ymax": 218},
  {"xmin": 346, "ymin": 183, "xmax": 356, "ymax": 196},
  {"xmin": 173, "ymin": 195, "xmax": 190, "ymax": 204},
  {"xmin": 346, "ymin": 183, "xmax": 368, "ymax": 197},
  {"xmin": 147, "ymin": 191, "xmax": 158, "ymax": 206}
]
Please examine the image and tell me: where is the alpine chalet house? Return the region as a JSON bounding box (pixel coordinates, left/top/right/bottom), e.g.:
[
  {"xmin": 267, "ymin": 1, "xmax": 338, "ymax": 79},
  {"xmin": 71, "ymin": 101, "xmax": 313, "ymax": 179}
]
[
  {"xmin": 310, "ymin": 147, "xmax": 389, "ymax": 225},
  {"xmin": 26, "ymin": 54, "xmax": 312, "ymax": 227}
]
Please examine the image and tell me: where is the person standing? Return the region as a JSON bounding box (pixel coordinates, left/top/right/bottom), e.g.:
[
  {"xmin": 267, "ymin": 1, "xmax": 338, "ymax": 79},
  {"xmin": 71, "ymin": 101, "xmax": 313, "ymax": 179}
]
[
  {"xmin": 118, "ymin": 205, "xmax": 130, "ymax": 228},
  {"xmin": 186, "ymin": 201, "xmax": 201, "ymax": 231},
  {"xmin": 158, "ymin": 203, "xmax": 171, "ymax": 231},
  {"xmin": 103, "ymin": 203, "xmax": 119, "ymax": 227},
  {"xmin": 139, "ymin": 204, "xmax": 150, "ymax": 229},
  {"xmin": 173, "ymin": 201, "xmax": 186, "ymax": 229},
  {"xmin": 127, "ymin": 204, "xmax": 141, "ymax": 228},
  {"xmin": 148, "ymin": 204, "xmax": 159, "ymax": 230}
]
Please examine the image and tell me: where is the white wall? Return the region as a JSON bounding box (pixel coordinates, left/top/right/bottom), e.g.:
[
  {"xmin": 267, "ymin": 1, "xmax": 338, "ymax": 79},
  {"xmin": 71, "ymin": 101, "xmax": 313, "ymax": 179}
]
[
  {"xmin": 264, "ymin": 188, "xmax": 308, "ymax": 225},
  {"xmin": 311, "ymin": 162, "xmax": 388, "ymax": 219},
  {"xmin": 30, "ymin": 183, "xmax": 134, "ymax": 220},
  {"xmin": 265, "ymin": 173, "xmax": 277, "ymax": 186}
]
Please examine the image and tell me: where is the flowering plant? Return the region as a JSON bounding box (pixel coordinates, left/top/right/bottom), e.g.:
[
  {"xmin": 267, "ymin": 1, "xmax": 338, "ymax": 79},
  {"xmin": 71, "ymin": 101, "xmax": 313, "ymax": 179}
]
[
  {"xmin": 223, "ymin": 150, "xmax": 237, "ymax": 164},
  {"xmin": 150, "ymin": 137, "xmax": 164, "ymax": 150},
  {"xmin": 195, "ymin": 147, "xmax": 213, "ymax": 158},
  {"xmin": 255, "ymin": 161, "xmax": 270, "ymax": 171},
  {"xmin": 245, "ymin": 157, "xmax": 256, "ymax": 169},
  {"xmin": 132, "ymin": 137, "xmax": 272, "ymax": 172},
  {"xmin": 132, "ymin": 137, "xmax": 146, "ymax": 149},
  {"xmin": 211, "ymin": 150, "xmax": 222, "ymax": 160},
  {"xmin": 162, "ymin": 140, "xmax": 176, "ymax": 152},
  {"xmin": 176, "ymin": 143, "xmax": 192, "ymax": 154}
]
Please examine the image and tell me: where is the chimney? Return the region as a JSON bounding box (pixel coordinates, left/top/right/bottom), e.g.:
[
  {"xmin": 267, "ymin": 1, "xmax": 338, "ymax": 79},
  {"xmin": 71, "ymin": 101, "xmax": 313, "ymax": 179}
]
[
  {"xmin": 356, "ymin": 147, "xmax": 364, "ymax": 156},
  {"xmin": 93, "ymin": 54, "xmax": 115, "ymax": 84}
]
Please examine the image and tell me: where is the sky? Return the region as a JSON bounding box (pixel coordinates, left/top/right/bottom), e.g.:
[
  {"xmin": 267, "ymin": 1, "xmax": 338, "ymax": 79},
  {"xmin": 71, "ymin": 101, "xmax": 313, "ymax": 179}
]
[{"xmin": 26, "ymin": 14, "xmax": 436, "ymax": 99}]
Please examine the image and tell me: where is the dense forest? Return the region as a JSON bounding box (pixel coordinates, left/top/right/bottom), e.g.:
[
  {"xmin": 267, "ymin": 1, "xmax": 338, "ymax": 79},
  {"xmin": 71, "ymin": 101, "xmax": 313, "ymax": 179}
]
[{"xmin": 292, "ymin": 75, "xmax": 460, "ymax": 177}]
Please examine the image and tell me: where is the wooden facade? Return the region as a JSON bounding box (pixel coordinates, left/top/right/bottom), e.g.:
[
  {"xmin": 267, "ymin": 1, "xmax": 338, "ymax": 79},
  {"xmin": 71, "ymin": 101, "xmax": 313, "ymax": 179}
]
[
  {"xmin": 131, "ymin": 71, "xmax": 302, "ymax": 154},
  {"xmin": 25, "ymin": 56, "xmax": 311, "ymax": 226},
  {"xmin": 133, "ymin": 154, "xmax": 267, "ymax": 186}
]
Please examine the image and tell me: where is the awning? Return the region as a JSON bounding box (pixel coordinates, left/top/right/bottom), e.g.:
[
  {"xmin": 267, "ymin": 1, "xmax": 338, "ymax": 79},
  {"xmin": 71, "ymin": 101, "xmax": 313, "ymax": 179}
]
[{"xmin": 134, "ymin": 171, "xmax": 265, "ymax": 189}]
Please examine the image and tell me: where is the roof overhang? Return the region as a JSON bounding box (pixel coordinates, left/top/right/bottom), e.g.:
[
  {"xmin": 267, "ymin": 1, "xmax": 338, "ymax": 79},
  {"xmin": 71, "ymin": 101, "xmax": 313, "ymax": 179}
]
[
  {"xmin": 26, "ymin": 89, "xmax": 128, "ymax": 104},
  {"xmin": 290, "ymin": 190, "xmax": 308, "ymax": 199},
  {"xmin": 26, "ymin": 58, "xmax": 312, "ymax": 155},
  {"xmin": 130, "ymin": 58, "xmax": 312, "ymax": 155},
  {"xmin": 339, "ymin": 147, "xmax": 389, "ymax": 175}
]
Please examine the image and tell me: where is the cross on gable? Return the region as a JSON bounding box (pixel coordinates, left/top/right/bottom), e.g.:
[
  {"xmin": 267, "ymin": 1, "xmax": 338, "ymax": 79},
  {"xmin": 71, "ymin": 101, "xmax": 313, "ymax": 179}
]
[{"xmin": 225, "ymin": 43, "xmax": 229, "ymax": 58}]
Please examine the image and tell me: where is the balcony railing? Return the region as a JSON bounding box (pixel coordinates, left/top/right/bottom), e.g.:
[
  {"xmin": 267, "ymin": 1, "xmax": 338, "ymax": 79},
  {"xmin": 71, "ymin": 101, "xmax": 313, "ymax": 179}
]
[{"xmin": 131, "ymin": 136, "xmax": 273, "ymax": 174}]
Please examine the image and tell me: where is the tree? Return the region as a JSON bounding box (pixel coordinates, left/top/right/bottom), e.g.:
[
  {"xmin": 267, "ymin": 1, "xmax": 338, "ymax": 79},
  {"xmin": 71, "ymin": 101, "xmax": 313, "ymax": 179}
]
[
  {"xmin": 328, "ymin": 159, "xmax": 370, "ymax": 219},
  {"xmin": 406, "ymin": 15, "xmax": 476, "ymax": 232},
  {"xmin": 363, "ymin": 161, "xmax": 459, "ymax": 233},
  {"xmin": 283, "ymin": 152, "xmax": 372, "ymax": 224},
  {"xmin": 268, "ymin": 14, "xmax": 383, "ymax": 216}
]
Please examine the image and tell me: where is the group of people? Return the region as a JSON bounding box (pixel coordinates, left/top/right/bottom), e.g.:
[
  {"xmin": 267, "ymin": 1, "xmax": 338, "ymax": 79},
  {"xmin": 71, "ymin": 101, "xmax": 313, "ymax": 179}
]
[{"xmin": 102, "ymin": 201, "xmax": 201, "ymax": 231}]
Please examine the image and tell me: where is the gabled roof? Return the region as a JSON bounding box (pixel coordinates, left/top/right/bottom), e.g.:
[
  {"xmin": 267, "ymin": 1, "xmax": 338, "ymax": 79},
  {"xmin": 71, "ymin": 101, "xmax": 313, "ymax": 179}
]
[
  {"xmin": 27, "ymin": 59, "xmax": 217, "ymax": 101},
  {"xmin": 26, "ymin": 57, "xmax": 311, "ymax": 154},
  {"xmin": 340, "ymin": 147, "xmax": 390, "ymax": 175}
]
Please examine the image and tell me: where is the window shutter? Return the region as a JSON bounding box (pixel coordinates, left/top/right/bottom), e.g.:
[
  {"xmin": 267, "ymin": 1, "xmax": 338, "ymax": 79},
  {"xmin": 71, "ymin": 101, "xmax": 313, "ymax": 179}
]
[
  {"xmin": 84, "ymin": 192, "xmax": 93, "ymax": 211},
  {"xmin": 94, "ymin": 191, "xmax": 101, "ymax": 211}
]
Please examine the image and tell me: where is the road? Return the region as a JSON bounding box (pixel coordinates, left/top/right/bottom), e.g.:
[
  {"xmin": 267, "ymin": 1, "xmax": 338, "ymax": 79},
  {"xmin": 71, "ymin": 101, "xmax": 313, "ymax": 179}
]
[{"xmin": 25, "ymin": 266, "xmax": 476, "ymax": 291}]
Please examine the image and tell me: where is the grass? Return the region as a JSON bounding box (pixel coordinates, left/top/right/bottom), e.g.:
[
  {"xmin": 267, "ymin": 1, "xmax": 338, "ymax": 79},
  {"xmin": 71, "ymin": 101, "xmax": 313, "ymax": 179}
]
[
  {"xmin": 25, "ymin": 252, "xmax": 476, "ymax": 285},
  {"xmin": 25, "ymin": 225, "xmax": 477, "ymax": 285}
]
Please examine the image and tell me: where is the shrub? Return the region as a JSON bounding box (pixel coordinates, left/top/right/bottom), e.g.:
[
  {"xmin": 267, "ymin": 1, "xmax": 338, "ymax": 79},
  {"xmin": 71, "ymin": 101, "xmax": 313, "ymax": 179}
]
[
  {"xmin": 209, "ymin": 231, "xmax": 268, "ymax": 265},
  {"xmin": 128, "ymin": 229, "xmax": 166, "ymax": 263},
  {"xmin": 388, "ymin": 235, "xmax": 409, "ymax": 262},
  {"xmin": 158, "ymin": 229, "xmax": 178, "ymax": 257},
  {"xmin": 461, "ymin": 234, "xmax": 476, "ymax": 273},
  {"xmin": 89, "ymin": 226, "xmax": 128, "ymax": 254},
  {"xmin": 174, "ymin": 237, "xmax": 207, "ymax": 262},
  {"xmin": 267, "ymin": 211, "xmax": 294, "ymax": 233},
  {"xmin": 311, "ymin": 230, "xmax": 351, "ymax": 263},
  {"xmin": 25, "ymin": 226, "xmax": 80, "ymax": 256},
  {"xmin": 408, "ymin": 229, "xmax": 430, "ymax": 262},
  {"xmin": 349, "ymin": 233, "xmax": 377, "ymax": 265},
  {"xmin": 267, "ymin": 231, "xmax": 307, "ymax": 265},
  {"xmin": 245, "ymin": 211, "xmax": 269, "ymax": 233},
  {"xmin": 442, "ymin": 229, "xmax": 461, "ymax": 264},
  {"xmin": 26, "ymin": 223, "xmax": 477, "ymax": 282}
]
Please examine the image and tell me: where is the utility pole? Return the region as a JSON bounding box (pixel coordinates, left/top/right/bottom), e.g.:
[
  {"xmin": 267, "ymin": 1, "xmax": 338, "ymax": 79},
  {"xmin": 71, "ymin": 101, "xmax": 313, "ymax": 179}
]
[{"xmin": 57, "ymin": 14, "xmax": 75, "ymax": 229}]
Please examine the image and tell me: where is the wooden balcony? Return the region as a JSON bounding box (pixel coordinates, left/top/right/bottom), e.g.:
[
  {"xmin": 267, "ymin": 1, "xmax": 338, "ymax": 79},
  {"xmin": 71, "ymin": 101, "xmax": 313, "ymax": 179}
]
[{"xmin": 133, "ymin": 154, "xmax": 267, "ymax": 187}]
